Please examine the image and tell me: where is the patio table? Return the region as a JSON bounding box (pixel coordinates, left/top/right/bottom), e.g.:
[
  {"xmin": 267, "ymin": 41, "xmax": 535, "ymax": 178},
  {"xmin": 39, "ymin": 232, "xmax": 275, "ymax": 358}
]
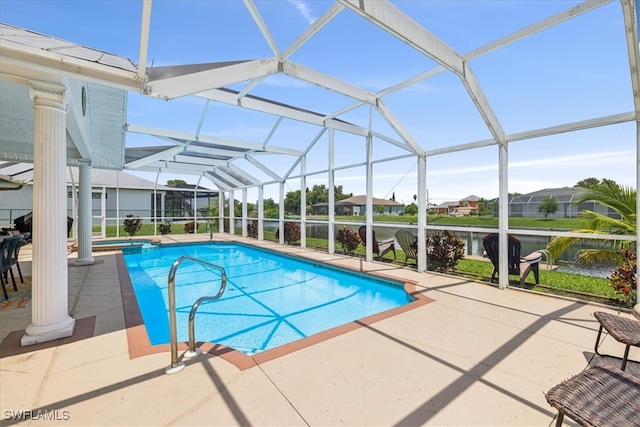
[{"xmin": 593, "ymin": 311, "xmax": 640, "ymax": 371}]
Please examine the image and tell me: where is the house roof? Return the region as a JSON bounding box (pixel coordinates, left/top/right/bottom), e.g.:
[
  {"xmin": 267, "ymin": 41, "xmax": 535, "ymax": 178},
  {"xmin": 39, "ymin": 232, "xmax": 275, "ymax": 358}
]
[
  {"xmin": 510, "ymin": 187, "xmax": 585, "ymax": 204},
  {"xmin": 436, "ymin": 201, "xmax": 458, "ymax": 209},
  {"xmin": 338, "ymin": 195, "xmax": 404, "ymax": 207}
]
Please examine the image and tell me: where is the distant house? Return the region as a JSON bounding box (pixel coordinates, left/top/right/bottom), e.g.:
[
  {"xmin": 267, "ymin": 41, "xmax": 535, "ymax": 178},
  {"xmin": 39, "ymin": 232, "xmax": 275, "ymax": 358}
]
[
  {"xmin": 507, "ymin": 187, "xmax": 613, "ymax": 218},
  {"xmin": 434, "ymin": 195, "xmax": 480, "ymax": 216},
  {"xmin": 310, "ymin": 195, "xmax": 405, "ymax": 216},
  {"xmin": 0, "ymin": 165, "xmax": 219, "ymax": 226}
]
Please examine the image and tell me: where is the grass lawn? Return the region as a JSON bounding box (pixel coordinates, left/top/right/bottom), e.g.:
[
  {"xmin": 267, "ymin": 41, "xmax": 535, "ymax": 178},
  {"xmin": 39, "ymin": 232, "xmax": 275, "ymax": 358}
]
[{"xmin": 304, "ymin": 214, "xmax": 585, "ymax": 230}]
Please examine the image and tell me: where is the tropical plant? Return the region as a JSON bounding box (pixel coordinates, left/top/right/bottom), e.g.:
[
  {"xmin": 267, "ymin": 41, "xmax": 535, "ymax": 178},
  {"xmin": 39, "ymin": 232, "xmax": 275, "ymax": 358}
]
[
  {"xmin": 546, "ymin": 181, "xmax": 636, "ymax": 266},
  {"xmin": 426, "ymin": 230, "xmax": 465, "ymax": 272},
  {"xmin": 123, "ymin": 214, "xmax": 142, "ymax": 237},
  {"xmin": 184, "ymin": 220, "xmax": 199, "ymax": 234},
  {"xmin": 336, "ymin": 226, "xmax": 360, "ymax": 255},
  {"xmin": 276, "ymin": 221, "xmax": 301, "ymax": 245},
  {"xmin": 247, "ymin": 220, "xmax": 259, "ymax": 238},
  {"xmin": 609, "ymin": 249, "xmax": 637, "ymax": 306}
]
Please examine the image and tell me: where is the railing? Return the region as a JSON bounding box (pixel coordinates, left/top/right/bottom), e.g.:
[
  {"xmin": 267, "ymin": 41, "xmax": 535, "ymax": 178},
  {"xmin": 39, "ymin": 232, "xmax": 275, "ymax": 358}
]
[{"xmin": 165, "ymin": 255, "xmax": 227, "ymax": 375}]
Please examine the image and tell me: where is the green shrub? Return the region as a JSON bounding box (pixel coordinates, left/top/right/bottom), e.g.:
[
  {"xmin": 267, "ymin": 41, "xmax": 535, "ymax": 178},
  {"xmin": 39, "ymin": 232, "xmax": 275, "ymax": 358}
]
[
  {"xmin": 426, "ymin": 230, "xmax": 465, "ymax": 272},
  {"xmin": 336, "ymin": 226, "xmax": 361, "ymax": 255},
  {"xmin": 123, "ymin": 214, "xmax": 142, "ymax": 237}
]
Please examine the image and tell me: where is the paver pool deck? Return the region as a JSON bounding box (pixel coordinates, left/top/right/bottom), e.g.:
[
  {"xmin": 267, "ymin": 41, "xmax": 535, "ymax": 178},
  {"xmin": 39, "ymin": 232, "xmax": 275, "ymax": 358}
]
[{"xmin": 1, "ymin": 233, "xmax": 638, "ymax": 426}]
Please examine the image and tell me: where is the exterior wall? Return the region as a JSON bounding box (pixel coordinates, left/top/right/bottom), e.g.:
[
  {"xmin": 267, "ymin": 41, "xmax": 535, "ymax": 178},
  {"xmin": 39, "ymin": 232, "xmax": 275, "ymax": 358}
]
[
  {"xmin": 0, "ymin": 185, "xmax": 33, "ymax": 225},
  {"xmin": 360, "ymin": 204, "xmax": 404, "ymax": 215},
  {"xmin": 507, "ymin": 200, "xmax": 610, "ymax": 218}
]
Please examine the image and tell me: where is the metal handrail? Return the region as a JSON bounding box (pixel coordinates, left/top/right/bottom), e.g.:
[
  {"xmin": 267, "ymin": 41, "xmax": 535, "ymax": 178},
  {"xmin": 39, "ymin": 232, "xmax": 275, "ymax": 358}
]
[
  {"xmin": 186, "ymin": 276, "xmax": 226, "ymax": 355},
  {"xmin": 165, "ymin": 255, "xmax": 227, "ymax": 374}
]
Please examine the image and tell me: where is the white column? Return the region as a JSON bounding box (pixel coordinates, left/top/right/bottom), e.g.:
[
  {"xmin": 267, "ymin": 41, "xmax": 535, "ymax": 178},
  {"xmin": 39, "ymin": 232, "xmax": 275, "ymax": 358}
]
[
  {"xmin": 22, "ymin": 82, "xmax": 75, "ymax": 346},
  {"xmin": 115, "ymin": 173, "xmax": 120, "ymax": 238},
  {"xmin": 258, "ymin": 186, "xmax": 264, "ymax": 241},
  {"xmin": 229, "ymin": 190, "xmax": 235, "ymax": 235},
  {"xmin": 75, "ymin": 161, "xmax": 94, "ymax": 265},
  {"xmin": 161, "ymin": 192, "xmax": 166, "ymax": 222},
  {"xmin": 100, "ymin": 187, "xmax": 106, "ymax": 238},
  {"xmin": 417, "ymin": 155, "xmax": 427, "ymax": 272},
  {"xmin": 365, "ymin": 133, "xmax": 373, "ymax": 261},
  {"xmin": 242, "ymin": 188, "xmax": 248, "ymax": 237},
  {"xmin": 278, "ymin": 182, "xmax": 285, "ymax": 244},
  {"xmin": 300, "ymin": 156, "xmax": 306, "ymax": 248},
  {"xmin": 218, "ymin": 191, "xmax": 225, "ymax": 234},
  {"xmin": 328, "ymin": 130, "xmax": 335, "ymax": 255},
  {"xmin": 498, "ymin": 143, "xmax": 509, "ymax": 290}
]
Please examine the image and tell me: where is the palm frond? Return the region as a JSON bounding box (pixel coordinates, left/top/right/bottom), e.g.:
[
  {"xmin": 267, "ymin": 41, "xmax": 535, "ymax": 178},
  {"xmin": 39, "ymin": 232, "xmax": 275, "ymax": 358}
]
[
  {"xmin": 578, "ymin": 210, "xmax": 636, "ymax": 234},
  {"xmin": 574, "ymin": 249, "xmax": 624, "ymax": 267},
  {"xmin": 574, "ymin": 183, "xmax": 636, "ymax": 222},
  {"xmin": 547, "ymin": 181, "xmax": 636, "ymax": 266}
]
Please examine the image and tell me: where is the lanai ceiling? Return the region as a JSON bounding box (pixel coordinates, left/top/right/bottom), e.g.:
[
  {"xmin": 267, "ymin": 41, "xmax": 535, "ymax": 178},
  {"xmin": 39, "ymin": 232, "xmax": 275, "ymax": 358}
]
[{"xmin": 0, "ymin": 0, "xmax": 638, "ymax": 194}]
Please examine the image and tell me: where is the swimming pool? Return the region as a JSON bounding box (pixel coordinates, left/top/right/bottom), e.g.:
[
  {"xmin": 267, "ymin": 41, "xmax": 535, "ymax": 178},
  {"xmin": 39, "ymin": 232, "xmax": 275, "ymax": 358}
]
[{"xmin": 122, "ymin": 242, "xmax": 416, "ymax": 356}]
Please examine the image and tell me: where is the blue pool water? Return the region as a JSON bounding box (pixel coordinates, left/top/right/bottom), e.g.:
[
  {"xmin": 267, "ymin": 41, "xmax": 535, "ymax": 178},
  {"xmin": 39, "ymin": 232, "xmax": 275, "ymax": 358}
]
[{"xmin": 122, "ymin": 242, "xmax": 412, "ymax": 355}]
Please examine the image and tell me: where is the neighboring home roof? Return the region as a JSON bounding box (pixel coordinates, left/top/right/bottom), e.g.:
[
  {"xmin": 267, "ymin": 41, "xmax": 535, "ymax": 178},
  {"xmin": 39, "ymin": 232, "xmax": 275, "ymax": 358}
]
[
  {"xmin": 461, "ymin": 195, "xmax": 480, "ymax": 201},
  {"xmin": 338, "ymin": 195, "xmax": 404, "ymax": 206},
  {"xmin": 510, "ymin": 187, "xmax": 585, "ymax": 203},
  {"xmin": 311, "ymin": 201, "xmax": 355, "ymax": 208},
  {"xmin": 436, "ymin": 201, "xmax": 458, "ymax": 208}
]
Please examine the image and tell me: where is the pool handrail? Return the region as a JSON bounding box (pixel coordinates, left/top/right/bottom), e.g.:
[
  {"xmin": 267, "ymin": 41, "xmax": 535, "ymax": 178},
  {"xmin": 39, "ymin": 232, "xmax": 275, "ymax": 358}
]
[
  {"xmin": 166, "ymin": 255, "xmax": 227, "ymax": 375},
  {"xmin": 186, "ymin": 273, "xmax": 227, "ymax": 356}
]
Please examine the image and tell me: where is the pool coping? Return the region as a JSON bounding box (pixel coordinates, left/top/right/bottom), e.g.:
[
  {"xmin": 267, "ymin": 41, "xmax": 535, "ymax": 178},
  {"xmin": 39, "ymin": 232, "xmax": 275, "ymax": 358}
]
[{"xmin": 117, "ymin": 244, "xmax": 434, "ymax": 371}]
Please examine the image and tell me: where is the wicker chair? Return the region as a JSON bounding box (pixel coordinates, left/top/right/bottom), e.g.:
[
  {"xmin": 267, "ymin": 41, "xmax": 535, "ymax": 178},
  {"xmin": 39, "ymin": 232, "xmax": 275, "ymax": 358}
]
[
  {"xmin": 545, "ymin": 364, "xmax": 640, "ymax": 426},
  {"xmin": 358, "ymin": 226, "xmax": 396, "ymax": 261},
  {"xmin": 482, "ymin": 233, "xmax": 542, "ymax": 286},
  {"xmin": 395, "ymin": 230, "xmax": 418, "ymax": 265}
]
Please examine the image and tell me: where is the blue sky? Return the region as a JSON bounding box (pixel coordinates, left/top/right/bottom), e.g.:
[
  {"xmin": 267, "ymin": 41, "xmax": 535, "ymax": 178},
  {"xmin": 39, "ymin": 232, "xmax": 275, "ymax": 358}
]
[{"xmin": 1, "ymin": 0, "xmax": 635, "ymax": 205}]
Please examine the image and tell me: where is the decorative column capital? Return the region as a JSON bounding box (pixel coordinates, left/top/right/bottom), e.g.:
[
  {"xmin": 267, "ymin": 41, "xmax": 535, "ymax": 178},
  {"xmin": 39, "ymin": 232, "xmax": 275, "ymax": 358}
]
[{"xmin": 29, "ymin": 81, "xmax": 67, "ymax": 109}]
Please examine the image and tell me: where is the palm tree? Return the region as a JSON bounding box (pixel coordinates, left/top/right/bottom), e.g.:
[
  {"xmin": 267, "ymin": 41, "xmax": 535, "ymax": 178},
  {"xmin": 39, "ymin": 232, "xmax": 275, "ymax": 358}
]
[{"xmin": 546, "ymin": 181, "xmax": 636, "ymax": 266}]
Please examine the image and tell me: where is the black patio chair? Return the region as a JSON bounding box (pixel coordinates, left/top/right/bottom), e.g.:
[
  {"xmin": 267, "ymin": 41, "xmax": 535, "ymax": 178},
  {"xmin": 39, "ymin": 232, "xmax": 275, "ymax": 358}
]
[
  {"xmin": 482, "ymin": 233, "xmax": 542, "ymax": 286},
  {"xmin": 0, "ymin": 235, "xmax": 22, "ymax": 299}
]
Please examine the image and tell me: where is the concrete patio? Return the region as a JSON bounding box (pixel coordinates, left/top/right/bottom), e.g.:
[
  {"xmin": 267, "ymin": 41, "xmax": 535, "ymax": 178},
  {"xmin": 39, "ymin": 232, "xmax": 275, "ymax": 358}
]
[{"xmin": 1, "ymin": 234, "xmax": 638, "ymax": 426}]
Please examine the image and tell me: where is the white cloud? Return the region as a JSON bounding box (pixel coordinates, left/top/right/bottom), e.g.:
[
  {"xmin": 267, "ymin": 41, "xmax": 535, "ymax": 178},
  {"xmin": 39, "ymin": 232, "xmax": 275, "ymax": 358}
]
[{"xmin": 288, "ymin": 0, "xmax": 316, "ymax": 25}]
